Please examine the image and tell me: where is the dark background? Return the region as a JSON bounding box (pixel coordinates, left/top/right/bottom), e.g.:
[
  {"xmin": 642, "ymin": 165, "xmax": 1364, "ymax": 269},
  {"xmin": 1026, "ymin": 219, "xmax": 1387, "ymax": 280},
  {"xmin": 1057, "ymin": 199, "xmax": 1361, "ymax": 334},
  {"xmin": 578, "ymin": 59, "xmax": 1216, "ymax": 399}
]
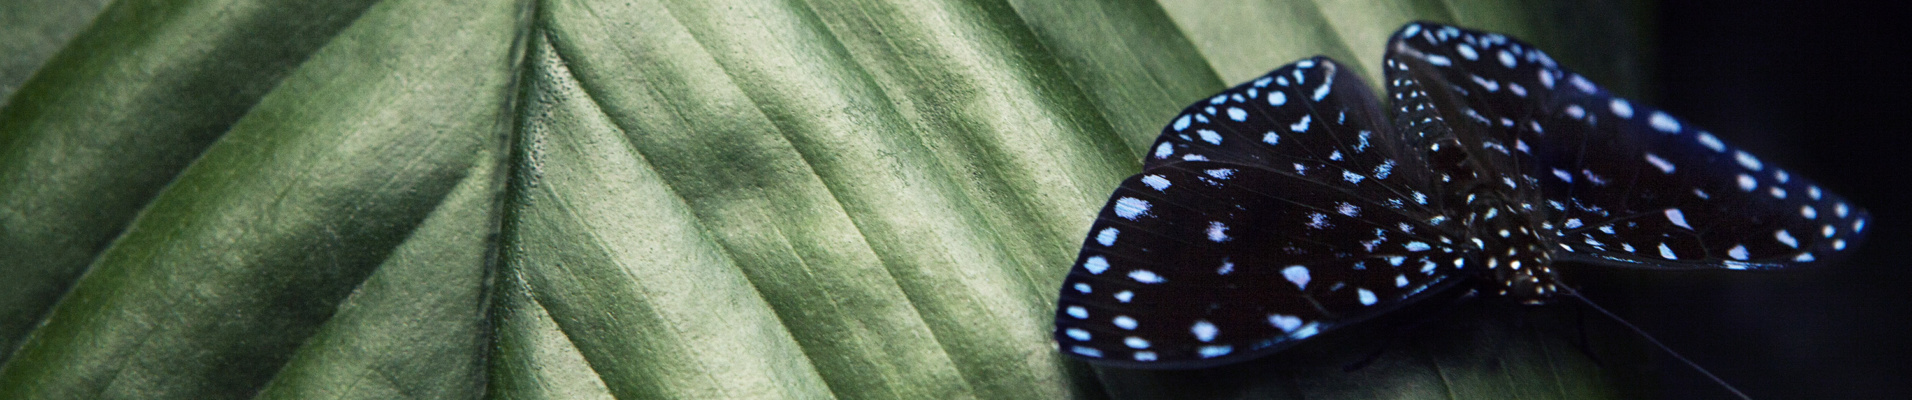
[{"xmin": 1576, "ymin": 1, "xmax": 1912, "ymax": 398}]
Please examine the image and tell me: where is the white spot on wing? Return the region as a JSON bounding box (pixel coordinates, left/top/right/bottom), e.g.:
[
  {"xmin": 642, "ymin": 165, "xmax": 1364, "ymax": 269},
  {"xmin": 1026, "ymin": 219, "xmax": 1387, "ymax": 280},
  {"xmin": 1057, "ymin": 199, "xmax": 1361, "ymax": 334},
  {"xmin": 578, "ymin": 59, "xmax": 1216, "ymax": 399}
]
[
  {"xmin": 1737, "ymin": 174, "xmax": 1757, "ymax": 191},
  {"xmin": 1312, "ymin": 72, "xmax": 1335, "ymax": 101},
  {"xmin": 1124, "ymin": 337, "xmax": 1150, "ymax": 349},
  {"xmin": 1129, "ymin": 269, "xmax": 1165, "ymax": 284},
  {"xmin": 1571, "ymin": 74, "xmax": 1597, "ymax": 93},
  {"xmin": 1649, "ymin": 111, "xmax": 1680, "ymax": 132},
  {"xmin": 1070, "ymin": 346, "xmax": 1102, "ymax": 358},
  {"xmin": 1307, "ymin": 212, "xmax": 1330, "ymax": 229},
  {"xmin": 1269, "ymin": 314, "xmax": 1302, "ymax": 333},
  {"xmin": 1282, "ymin": 265, "xmax": 1311, "ymax": 290},
  {"xmin": 1664, "ymin": 208, "xmax": 1692, "ymax": 230},
  {"xmin": 1191, "ymin": 320, "xmax": 1218, "ymax": 342},
  {"xmin": 1697, "ymin": 131, "xmax": 1725, "ymax": 152},
  {"xmin": 1290, "ymin": 114, "xmax": 1312, "ymax": 132},
  {"xmin": 1734, "ymin": 151, "xmax": 1764, "ymax": 171},
  {"xmin": 1456, "ymin": 43, "xmax": 1479, "ymax": 60},
  {"xmin": 1269, "ymin": 91, "xmax": 1287, "ymax": 106},
  {"xmin": 1114, "ymin": 197, "xmax": 1151, "ymax": 220},
  {"xmin": 1065, "ymin": 328, "xmax": 1091, "ymax": 341},
  {"xmin": 1293, "ymin": 322, "xmax": 1321, "ymax": 339},
  {"xmin": 1659, "ymin": 243, "xmax": 1677, "ymax": 259},
  {"xmin": 1113, "ymin": 315, "xmax": 1137, "ymax": 329},
  {"xmin": 1609, "ymin": 99, "xmax": 1634, "ymax": 118},
  {"xmin": 1198, "ymin": 345, "xmax": 1232, "ymax": 358},
  {"xmin": 1141, "ymin": 175, "xmax": 1170, "ymax": 191},
  {"xmin": 1471, "ymin": 75, "xmax": 1500, "ymax": 92},
  {"xmin": 1153, "ymin": 142, "xmax": 1173, "ymax": 159},
  {"xmin": 1198, "ymin": 129, "xmax": 1222, "ymax": 145},
  {"xmin": 1172, "ymin": 115, "xmax": 1191, "ymax": 131},
  {"xmin": 1226, "ymin": 107, "xmax": 1247, "ymax": 122},
  {"xmin": 1644, "ymin": 153, "xmax": 1675, "ymax": 174},
  {"xmin": 1728, "ymin": 244, "xmax": 1749, "ymax": 260},
  {"xmin": 1066, "ymin": 306, "xmax": 1088, "ymax": 319},
  {"xmin": 1096, "ymin": 227, "xmax": 1118, "ymax": 246},
  {"xmin": 1083, "ymin": 256, "xmax": 1108, "ymax": 274},
  {"xmin": 1775, "ymin": 230, "xmax": 1798, "ymax": 248},
  {"xmin": 1206, "ymin": 221, "xmax": 1231, "ymax": 242}
]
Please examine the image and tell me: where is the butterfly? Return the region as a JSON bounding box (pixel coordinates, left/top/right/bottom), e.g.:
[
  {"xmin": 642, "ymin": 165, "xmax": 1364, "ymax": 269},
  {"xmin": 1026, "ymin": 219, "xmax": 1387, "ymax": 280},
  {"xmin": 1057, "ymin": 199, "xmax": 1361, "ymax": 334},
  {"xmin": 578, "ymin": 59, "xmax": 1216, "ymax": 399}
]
[{"xmin": 1052, "ymin": 21, "xmax": 1870, "ymax": 368}]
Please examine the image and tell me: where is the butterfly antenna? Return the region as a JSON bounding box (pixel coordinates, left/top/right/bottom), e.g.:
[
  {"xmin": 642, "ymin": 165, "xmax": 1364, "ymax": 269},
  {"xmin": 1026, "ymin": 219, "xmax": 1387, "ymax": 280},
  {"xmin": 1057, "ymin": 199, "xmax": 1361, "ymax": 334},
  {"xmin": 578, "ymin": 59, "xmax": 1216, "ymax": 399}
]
[{"xmin": 1560, "ymin": 287, "xmax": 1751, "ymax": 400}]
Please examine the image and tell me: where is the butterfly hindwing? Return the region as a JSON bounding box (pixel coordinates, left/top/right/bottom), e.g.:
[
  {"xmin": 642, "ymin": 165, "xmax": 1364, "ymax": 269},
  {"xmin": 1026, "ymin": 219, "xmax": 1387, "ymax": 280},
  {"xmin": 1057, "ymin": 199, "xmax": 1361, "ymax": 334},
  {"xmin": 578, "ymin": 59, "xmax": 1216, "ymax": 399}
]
[
  {"xmin": 1056, "ymin": 161, "xmax": 1467, "ymax": 368},
  {"xmin": 1384, "ymin": 22, "xmax": 1869, "ymax": 269}
]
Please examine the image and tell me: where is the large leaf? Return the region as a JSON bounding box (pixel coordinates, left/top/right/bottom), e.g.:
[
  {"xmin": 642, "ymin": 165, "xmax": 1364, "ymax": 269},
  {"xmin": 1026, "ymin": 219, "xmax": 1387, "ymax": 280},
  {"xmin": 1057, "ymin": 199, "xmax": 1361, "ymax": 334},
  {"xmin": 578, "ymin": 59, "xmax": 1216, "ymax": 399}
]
[{"xmin": 0, "ymin": 0, "xmax": 1653, "ymax": 398}]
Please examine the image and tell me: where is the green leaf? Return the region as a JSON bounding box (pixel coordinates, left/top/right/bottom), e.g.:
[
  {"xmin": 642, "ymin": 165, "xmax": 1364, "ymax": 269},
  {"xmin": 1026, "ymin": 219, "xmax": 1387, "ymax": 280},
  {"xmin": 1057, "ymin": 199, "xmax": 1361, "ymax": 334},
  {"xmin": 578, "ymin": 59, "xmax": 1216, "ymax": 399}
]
[
  {"xmin": 0, "ymin": 0, "xmax": 522, "ymax": 396},
  {"xmin": 0, "ymin": 0, "xmax": 1655, "ymax": 398}
]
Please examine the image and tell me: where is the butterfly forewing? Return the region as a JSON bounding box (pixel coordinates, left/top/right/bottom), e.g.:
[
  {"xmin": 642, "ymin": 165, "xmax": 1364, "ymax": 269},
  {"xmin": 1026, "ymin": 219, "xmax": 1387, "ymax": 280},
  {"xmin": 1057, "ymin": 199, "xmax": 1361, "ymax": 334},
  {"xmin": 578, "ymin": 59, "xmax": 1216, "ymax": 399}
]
[
  {"xmin": 1383, "ymin": 22, "xmax": 1869, "ymax": 269},
  {"xmin": 1144, "ymin": 57, "xmax": 1451, "ymax": 221}
]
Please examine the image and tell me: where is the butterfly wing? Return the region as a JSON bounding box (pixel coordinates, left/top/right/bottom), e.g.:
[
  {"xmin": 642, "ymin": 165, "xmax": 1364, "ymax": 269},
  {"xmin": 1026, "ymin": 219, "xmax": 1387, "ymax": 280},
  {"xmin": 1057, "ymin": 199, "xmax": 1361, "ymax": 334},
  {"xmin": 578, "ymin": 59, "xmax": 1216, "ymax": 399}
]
[
  {"xmin": 1055, "ymin": 58, "xmax": 1473, "ymax": 368},
  {"xmin": 1384, "ymin": 22, "xmax": 1870, "ymax": 270},
  {"xmin": 1055, "ymin": 162, "xmax": 1470, "ymax": 368}
]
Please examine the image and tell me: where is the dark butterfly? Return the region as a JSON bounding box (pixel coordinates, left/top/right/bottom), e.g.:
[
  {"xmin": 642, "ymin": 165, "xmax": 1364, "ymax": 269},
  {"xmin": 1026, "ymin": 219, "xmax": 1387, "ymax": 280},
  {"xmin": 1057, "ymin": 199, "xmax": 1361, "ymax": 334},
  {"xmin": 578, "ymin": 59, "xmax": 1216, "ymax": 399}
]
[{"xmin": 1052, "ymin": 21, "xmax": 1870, "ymax": 368}]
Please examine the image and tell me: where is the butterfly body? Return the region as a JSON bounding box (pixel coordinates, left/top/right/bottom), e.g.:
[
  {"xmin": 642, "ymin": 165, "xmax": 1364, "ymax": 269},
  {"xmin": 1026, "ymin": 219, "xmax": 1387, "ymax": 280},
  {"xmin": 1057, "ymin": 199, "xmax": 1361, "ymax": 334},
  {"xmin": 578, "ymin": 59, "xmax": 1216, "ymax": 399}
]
[{"xmin": 1054, "ymin": 22, "xmax": 1869, "ymax": 369}]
